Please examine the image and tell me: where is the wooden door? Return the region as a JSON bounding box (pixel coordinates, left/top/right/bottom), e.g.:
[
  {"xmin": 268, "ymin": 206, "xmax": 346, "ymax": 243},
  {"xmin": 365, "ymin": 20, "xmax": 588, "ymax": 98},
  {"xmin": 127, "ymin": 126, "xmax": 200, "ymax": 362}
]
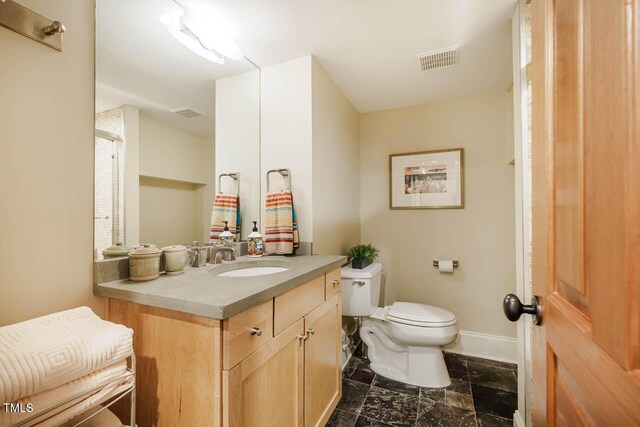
[
  {"xmin": 531, "ymin": 0, "xmax": 640, "ymax": 425},
  {"xmin": 223, "ymin": 319, "xmax": 305, "ymax": 427},
  {"xmin": 303, "ymin": 293, "xmax": 342, "ymax": 427}
]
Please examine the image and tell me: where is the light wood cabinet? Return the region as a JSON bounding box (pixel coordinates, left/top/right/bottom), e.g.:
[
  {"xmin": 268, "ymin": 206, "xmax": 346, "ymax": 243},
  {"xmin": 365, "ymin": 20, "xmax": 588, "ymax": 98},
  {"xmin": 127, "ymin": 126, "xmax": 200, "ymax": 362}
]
[
  {"xmin": 107, "ymin": 269, "xmax": 342, "ymax": 427},
  {"xmin": 223, "ymin": 319, "xmax": 305, "ymax": 427},
  {"xmin": 107, "ymin": 300, "xmax": 223, "ymax": 426},
  {"xmin": 304, "ymin": 294, "xmax": 342, "ymax": 427},
  {"xmin": 274, "ymin": 275, "xmax": 325, "ymax": 335},
  {"xmin": 223, "ymin": 299, "xmax": 274, "ymax": 369}
]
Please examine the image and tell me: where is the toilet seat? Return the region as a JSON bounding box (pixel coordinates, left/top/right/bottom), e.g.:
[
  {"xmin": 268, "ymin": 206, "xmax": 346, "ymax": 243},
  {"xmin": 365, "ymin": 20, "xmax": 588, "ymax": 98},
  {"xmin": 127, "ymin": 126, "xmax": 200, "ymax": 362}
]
[{"xmin": 386, "ymin": 302, "xmax": 457, "ymax": 328}]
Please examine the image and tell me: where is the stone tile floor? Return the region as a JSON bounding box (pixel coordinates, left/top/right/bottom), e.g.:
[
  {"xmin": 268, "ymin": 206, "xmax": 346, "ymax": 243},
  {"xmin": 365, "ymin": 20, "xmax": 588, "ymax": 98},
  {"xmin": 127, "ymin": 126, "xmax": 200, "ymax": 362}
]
[{"xmin": 328, "ymin": 352, "xmax": 517, "ymax": 427}]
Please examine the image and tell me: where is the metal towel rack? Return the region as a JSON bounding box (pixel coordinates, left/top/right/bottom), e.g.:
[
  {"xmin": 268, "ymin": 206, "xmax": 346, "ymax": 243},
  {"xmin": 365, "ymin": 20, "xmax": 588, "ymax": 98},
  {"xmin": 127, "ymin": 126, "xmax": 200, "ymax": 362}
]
[
  {"xmin": 218, "ymin": 172, "xmax": 240, "ymax": 195},
  {"xmin": 15, "ymin": 354, "xmax": 136, "ymax": 427},
  {"xmin": 266, "ymin": 168, "xmax": 291, "ymax": 192}
]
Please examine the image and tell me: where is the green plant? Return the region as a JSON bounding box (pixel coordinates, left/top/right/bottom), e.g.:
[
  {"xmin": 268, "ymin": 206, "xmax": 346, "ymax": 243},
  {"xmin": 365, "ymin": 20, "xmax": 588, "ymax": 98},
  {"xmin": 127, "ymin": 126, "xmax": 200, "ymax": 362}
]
[{"xmin": 347, "ymin": 243, "xmax": 380, "ymax": 262}]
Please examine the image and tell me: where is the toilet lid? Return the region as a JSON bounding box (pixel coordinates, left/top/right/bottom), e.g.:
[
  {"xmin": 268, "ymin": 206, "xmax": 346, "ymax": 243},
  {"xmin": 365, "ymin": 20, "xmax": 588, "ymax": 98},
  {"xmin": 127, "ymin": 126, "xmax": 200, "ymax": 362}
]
[{"xmin": 387, "ymin": 302, "xmax": 457, "ymax": 327}]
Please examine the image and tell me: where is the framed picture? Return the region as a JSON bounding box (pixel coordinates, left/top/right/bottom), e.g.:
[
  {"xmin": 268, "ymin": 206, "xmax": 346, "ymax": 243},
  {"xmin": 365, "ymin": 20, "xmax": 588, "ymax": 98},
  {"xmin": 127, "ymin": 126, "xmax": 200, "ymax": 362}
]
[{"xmin": 389, "ymin": 148, "xmax": 464, "ymax": 209}]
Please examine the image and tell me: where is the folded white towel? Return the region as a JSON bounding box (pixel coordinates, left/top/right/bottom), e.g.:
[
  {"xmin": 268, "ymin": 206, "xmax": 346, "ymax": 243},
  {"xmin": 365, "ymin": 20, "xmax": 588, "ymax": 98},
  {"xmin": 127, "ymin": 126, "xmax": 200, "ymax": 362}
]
[
  {"xmin": 1, "ymin": 360, "xmax": 130, "ymax": 427},
  {"xmin": 0, "ymin": 307, "xmax": 133, "ymax": 403},
  {"xmin": 34, "ymin": 375, "xmax": 134, "ymax": 427}
]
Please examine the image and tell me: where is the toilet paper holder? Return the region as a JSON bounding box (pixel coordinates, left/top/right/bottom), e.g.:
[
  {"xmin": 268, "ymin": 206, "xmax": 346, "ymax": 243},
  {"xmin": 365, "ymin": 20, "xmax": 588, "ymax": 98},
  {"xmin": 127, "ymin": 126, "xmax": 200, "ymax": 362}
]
[{"xmin": 432, "ymin": 260, "xmax": 459, "ymax": 268}]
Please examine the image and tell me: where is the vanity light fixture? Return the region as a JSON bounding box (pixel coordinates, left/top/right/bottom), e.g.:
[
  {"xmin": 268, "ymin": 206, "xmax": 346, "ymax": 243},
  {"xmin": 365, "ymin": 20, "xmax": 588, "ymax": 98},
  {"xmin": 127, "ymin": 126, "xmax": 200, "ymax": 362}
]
[{"xmin": 159, "ymin": 3, "xmax": 243, "ymax": 65}]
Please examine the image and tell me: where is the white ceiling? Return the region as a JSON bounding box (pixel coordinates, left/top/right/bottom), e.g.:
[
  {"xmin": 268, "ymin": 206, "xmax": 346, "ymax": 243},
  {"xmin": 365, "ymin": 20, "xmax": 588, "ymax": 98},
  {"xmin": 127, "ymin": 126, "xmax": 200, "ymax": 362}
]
[
  {"xmin": 225, "ymin": 0, "xmax": 517, "ymax": 112},
  {"xmin": 96, "ymin": 0, "xmax": 256, "ymax": 139},
  {"xmin": 97, "ymin": 0, "xmax": 516, "ymax": 137}
]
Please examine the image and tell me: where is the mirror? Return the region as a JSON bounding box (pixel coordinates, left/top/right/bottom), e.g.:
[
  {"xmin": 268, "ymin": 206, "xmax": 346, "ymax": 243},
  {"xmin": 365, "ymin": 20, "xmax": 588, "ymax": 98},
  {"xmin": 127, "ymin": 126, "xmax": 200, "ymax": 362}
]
[{"xmin": 94, "ymin": 0, "xmax": 260, "ymax": 259}]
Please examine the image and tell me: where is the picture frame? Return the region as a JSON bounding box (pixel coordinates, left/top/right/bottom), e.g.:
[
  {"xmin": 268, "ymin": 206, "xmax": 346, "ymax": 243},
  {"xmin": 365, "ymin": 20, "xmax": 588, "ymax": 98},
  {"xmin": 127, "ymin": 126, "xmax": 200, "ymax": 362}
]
[{"xmin": 389, "ymin": 148, "xmax": 464, "ymax": 209}]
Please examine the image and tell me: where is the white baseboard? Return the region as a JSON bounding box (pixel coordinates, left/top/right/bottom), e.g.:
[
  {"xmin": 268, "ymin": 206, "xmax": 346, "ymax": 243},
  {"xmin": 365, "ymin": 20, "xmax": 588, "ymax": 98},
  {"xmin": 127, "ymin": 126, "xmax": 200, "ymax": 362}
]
[
  {"xmin": 444, "ymin": 330, "xmax": 517, "ymax": 364},
  {"xmin": 513, "ymin": 410, "xmax": 526, "ymax": 427}
]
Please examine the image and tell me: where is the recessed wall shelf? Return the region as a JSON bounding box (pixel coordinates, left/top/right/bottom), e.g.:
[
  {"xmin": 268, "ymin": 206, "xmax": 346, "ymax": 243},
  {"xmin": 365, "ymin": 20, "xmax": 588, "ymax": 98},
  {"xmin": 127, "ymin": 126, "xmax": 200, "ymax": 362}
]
[{"xmin": 0, "ymin": 0, "xmax": 65, "ymax": 51}]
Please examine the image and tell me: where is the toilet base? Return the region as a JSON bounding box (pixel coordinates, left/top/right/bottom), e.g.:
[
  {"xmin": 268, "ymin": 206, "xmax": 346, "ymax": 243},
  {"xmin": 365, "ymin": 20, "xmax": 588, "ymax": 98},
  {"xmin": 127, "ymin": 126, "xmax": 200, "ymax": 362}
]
[{"xmin": 360, "ymin": 319, "xmax": 452, "ymax": 388}]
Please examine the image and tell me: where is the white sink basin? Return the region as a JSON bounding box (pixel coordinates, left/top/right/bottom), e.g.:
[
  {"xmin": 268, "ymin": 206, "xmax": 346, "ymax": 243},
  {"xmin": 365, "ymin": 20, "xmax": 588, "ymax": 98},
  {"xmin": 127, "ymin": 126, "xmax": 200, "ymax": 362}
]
[{"xmin": 217, "ymin": 266, "xmax": 289, "ymax": 278}]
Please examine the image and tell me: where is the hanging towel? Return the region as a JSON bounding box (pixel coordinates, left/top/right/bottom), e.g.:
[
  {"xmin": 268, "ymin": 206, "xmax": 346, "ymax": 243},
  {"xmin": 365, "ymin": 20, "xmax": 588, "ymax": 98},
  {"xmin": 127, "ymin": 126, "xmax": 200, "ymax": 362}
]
[
  {"xmin": 210, "ymin": 192, "xmax": 240, "ymax": 243},
  {"xmin": 291, "ymin": 198, "xmax": 299, "ymax": 249},
  {"xmin": 265, "ymin": 190, "xmax": 300, "ymax": 254},
  {"xmin": 235, "ymin": 195, "xmax": 242, "ymax": 240}
]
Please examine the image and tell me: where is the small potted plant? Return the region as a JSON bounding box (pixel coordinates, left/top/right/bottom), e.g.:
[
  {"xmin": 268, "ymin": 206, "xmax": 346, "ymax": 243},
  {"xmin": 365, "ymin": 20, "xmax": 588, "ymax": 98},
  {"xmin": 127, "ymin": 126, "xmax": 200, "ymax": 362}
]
[{"xmin": 347, "ymin": 243, "xmax": 380, "ymax": 269}]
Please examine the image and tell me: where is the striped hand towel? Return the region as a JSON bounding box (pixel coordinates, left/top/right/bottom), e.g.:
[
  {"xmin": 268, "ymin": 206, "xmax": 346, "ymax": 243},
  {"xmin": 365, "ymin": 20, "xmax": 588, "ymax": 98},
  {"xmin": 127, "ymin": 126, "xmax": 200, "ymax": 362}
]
[
  {"xmin": 265, "ymin": 190, "xmax": 300, "ymax": 254},
  {"xmin": 210, "ymin": 192, "xmax": 240, "ymax": 243}
]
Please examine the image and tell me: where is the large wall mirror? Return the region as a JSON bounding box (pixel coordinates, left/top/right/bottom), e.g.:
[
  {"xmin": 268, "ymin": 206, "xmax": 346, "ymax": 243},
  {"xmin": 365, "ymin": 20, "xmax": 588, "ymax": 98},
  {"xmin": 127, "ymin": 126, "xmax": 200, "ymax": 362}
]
[{"xmin": 94, "ymin": 0, "xmax": 260, "ymax": 259}]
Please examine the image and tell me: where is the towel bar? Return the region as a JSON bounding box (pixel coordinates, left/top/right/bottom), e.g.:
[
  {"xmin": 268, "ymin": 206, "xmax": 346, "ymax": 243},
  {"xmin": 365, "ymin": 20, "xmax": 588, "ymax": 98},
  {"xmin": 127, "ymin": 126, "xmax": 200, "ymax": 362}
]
[
  {"xmin": 266, "ymin": 168, "xmax": 291, "ymax": 192},
  {"xmin": 218, "ymin": 172, "xmax": 240, "ymax": 195}
]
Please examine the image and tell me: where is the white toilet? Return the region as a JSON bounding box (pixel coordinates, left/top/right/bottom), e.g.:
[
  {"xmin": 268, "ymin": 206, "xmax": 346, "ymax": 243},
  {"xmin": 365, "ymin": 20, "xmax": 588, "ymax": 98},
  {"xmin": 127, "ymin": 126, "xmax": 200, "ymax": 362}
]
[{"xmin": 342, "ymin": 262, "xmax": 458, "ymax": 388}]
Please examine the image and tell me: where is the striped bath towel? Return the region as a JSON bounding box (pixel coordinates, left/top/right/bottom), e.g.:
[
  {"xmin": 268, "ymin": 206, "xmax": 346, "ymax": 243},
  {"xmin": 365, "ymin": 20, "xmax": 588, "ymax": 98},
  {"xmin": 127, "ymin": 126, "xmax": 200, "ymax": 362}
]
[
  {"xmin": 210, "ymin": 192, "xmax": 241, "ymax": 243},
  {"xmin": 265, "ymin": 190, "xmax": 300, "ymax": 254}
]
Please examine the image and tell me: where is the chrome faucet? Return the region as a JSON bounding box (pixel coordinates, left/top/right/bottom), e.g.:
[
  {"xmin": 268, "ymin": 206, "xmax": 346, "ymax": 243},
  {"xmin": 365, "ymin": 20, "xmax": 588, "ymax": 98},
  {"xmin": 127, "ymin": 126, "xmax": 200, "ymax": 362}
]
[
  {"xmin": 188, "ymin": 241, "xmax": 208, "ymax": 268},
  {"xmin": 211, "ymin": 247, "xmax": 236, "ymax": 264}
]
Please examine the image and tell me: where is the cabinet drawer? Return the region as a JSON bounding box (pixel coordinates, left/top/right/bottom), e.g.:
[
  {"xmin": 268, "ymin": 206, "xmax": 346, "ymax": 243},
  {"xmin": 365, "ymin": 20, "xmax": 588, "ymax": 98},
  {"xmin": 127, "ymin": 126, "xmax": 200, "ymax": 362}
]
[
  {"xmin": 223, "ymin": 299, "xmax": 274, "ymax": 369},
  {"xmin": 325, "ymin": 268, "xmax": 342, "ymax": 300},
  {"xmin": 274, "ymin": 276, "xmax": 325, "ymax": 335}
]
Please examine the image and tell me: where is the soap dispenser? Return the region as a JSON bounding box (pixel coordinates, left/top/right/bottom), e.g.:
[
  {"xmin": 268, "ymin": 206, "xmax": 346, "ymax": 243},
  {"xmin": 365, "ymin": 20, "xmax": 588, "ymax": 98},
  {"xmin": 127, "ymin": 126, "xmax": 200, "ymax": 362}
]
[
  {"xmin": 219, "ymin": 221, "xmax": 235, "ymax": 248},
  {"xmin": 248, "ymin": 221, "xmax": 264, "ymax": 257}
]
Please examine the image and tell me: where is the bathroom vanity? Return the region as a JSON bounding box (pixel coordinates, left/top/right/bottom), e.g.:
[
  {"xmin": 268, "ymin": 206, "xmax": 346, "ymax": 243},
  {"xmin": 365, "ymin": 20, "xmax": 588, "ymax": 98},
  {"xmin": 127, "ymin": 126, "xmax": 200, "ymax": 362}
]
[{"xmin": 95, "ymin": 255, "xmax": 345, "ymax": 427}]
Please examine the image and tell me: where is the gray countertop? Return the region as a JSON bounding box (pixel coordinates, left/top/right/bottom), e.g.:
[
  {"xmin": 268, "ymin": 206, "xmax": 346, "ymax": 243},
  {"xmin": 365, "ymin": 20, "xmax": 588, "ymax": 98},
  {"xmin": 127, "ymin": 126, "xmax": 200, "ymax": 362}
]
[{"xmin": 94, "ymin": 255, "xmax": 347, "ymax": 319}]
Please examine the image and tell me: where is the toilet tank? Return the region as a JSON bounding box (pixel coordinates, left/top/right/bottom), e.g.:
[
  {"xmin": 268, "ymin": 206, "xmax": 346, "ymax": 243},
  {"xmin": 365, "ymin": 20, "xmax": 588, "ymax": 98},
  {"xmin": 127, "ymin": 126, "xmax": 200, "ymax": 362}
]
[{"xmin": 341, "ymin": 262, "xmax": 383, "ymax": 316}]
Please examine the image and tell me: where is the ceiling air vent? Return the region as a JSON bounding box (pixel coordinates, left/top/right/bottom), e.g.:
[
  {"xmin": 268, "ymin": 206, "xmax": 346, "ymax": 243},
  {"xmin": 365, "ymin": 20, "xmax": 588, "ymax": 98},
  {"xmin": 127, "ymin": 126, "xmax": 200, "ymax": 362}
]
[
  {"xmin": 417, "ymin": 46, "xmax": 459, "ymax": 71},
  {"xmin": 170, "ymin": 107, "xmax": 202, "ymax": 118}
]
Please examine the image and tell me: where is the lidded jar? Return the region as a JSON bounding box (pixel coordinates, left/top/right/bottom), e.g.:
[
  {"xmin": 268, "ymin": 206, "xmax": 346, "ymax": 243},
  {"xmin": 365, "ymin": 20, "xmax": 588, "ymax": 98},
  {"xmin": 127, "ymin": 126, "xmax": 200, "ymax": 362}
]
[
  {"xmin": 102, "ymin": 242, "xmax": 136, "ymax": 258},
  {"xmin": 247, "ymin": 221, "xmax": 264, "ymax": 257},
  {"xmin": 128, "ymin": 244, "xmax": 162, "ymax": 282},
  {"xmin": 161, "ymin": 245, "xmax": 187, "ymax": 275}
]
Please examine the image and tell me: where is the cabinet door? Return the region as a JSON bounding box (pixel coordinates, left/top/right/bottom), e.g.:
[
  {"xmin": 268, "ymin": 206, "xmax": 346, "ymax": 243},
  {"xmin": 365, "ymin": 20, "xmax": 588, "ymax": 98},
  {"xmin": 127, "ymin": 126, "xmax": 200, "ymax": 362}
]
[
  {"xmin": 304, "ymin": 293, "xmax": 342, "ymax": 427},
  {"xmin": 223, "ymin": 318, "xmax": 305, "ymax": 427}
]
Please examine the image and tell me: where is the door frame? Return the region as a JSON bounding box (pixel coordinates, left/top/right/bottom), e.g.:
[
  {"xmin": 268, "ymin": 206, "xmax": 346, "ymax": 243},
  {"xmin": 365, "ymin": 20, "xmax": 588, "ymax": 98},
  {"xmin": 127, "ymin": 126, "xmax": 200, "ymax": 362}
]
[{"xmin": 511, "ymin": 0, "xmax": 533, "ymax": 425}]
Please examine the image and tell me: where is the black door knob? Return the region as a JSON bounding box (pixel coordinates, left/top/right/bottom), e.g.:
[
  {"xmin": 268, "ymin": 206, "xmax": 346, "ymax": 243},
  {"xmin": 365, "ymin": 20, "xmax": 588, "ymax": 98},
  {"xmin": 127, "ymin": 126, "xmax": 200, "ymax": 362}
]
[{"xmin": 503, "ymin": 294, "xmax": 542, "ymax": 325}]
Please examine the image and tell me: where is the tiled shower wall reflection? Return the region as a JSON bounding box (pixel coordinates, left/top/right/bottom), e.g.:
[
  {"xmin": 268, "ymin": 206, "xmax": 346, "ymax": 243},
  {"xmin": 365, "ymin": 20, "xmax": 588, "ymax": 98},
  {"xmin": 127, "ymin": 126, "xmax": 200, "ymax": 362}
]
[{"xmin": 95, "ymin": 107, "xmax": 125, "ymax": 257}]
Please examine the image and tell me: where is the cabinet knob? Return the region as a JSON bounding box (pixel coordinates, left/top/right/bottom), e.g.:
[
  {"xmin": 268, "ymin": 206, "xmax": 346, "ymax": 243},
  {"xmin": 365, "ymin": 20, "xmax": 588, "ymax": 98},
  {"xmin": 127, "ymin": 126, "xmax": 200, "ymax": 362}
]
[
  {"xmin": 306, "ymin": 328, "xmax": 315, "ymax": 336},
  {"xmin": 331, "ymin": 279, "xmax": 340, "ymax": 286},
  {"xmin": 250, "ymin": 327, "xmax": 263, "ymax": 336},
  {"xmin": 297, "ymin": 334, "xmax": 309, "ymax": 342}
]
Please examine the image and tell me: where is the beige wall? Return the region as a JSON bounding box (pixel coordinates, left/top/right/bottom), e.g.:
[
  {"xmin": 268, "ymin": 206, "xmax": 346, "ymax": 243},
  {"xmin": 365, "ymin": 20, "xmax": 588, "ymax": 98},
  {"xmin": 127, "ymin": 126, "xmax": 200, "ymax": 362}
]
[
  {"xmin": 139, "ymin": 117, "xmax": 207, "ymax": 184},
  {"xmin": 139, "ymin": 177, "xmax": 203, "ymax": 248},
  {"xmin": 311, "ymin": 58, "xmax": 361, "ymax": 255},
  {"xmin": 261, "ymin": 56, "xmax": 314, "ymax": 242},
  {"xmin": 260, "ymin": 55, "xmax": 362, "ymax": 250},
  {"xmin": 138, "ymin": 118, "xmax": 213, "ymax": 245},
  {"xmin": 0, "ymin": 0, "xmax": 102, "ymax": 325},
  {"xmin": 199, "ymin": 138, "xmax": 216, "ymax": 243},
  {"xmin": 360, "ymin": 94, "xmax": 517, "ymax": 338},
  {"xmin": 123, "ymin": 106, "xmax": 140, "ymax": 244},
  {"xmin": 216, "ymin": 70, "xmax": 261, "ymax": 240}
]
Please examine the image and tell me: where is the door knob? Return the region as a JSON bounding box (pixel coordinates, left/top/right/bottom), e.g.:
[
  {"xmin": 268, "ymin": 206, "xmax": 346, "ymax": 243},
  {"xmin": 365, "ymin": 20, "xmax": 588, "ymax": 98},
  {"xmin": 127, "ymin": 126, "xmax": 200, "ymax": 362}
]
[
  {"xmin": 250, "ymin": 327, "xmax": 262, "ymax": 336},
  {"xmin": 503, "ymin": 294, "xmax": 542, "ymax": 325}
]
